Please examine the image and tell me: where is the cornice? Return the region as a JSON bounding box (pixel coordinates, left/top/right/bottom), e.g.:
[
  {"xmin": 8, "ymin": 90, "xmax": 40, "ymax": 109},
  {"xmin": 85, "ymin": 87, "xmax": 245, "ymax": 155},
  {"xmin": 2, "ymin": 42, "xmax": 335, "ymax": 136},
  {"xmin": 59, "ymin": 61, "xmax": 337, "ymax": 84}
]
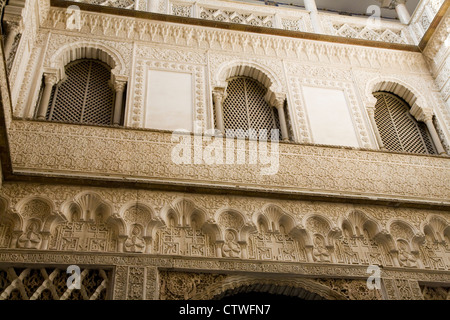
[
  {"xmin": 422, "ymin": 3, "xmax": 450, "ymax": 60},
  {"xmin": 50, "ymin": 0, "xmax": 420, "ymax": 52},
  {"xmin": 0, "ymin": 33, "xmax": 14, "ymax": 182},
  {"xmin": 419, "ymin": 0, "xmax": 450, "ymax": 53},
  {"xmin": 0, "ymin": 249, "xmax": 449, "ymax": 283}
]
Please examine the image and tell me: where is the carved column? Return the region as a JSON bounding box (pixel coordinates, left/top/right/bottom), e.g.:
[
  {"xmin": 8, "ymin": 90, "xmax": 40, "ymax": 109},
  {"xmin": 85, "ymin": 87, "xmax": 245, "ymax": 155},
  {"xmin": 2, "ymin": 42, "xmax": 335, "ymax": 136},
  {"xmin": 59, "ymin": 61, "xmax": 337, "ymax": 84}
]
[
  {"xmin": 144, "ymin": 236, "xmax": 152, "ymax": 254},
  {"xmin": 117, "ymin": 235, "xmax": 127, "ymax": 252},
  {"xmin": 424, "ymin": 116, "xmax": 446, "ymax": 155},
  {"xmin": 304, "ymin": 0, "xmax": 323, "ymax": 34},
  {"xmin": 274, "ymin": 97, "xmax": 289, "ymax": 142},
  {"xmin": 410, "ymin": 105, "xmax": 446, "ymax": 155},
  {"xmin": 394, "ymin": 0, "xmax": 411, "ymax": 25},
  {"xmin": 10, "ymin": 230, "xmax": 21, "ymax": 249},
  {"xmin": 36, "ymin": 73, "xmax": 58, "ymax": 120},
  {"xmin": 366, "ymin": 100, "xmax": 386, "ymax": 150},
  {"xmin": 212, "ymin": 88, "xmax": 226, "ymax": 134},
  {"xmin": 2, "ymin": 0, "xmax": 25, "ymax": 58},
  {"xmin": 40, "ymin": 232, "xmax": 50, "ymax": 250},
  {"xmin": 378, "ymin": 0, "xmax": 411, "ymax": 24},
  {"xmin": 216, "ymin": 241, "xmax": 224, "ymax": 257},
  {"xmin": 113, "ymin": 81, "xmax": 126, "ymax": 126},
  {"xmin": 240, "ymin": 242, "xmax": 248, "ymax": 259},
  {"xmin": 3, "ymin": 20, "xmax": 21, "ymax": 61}
]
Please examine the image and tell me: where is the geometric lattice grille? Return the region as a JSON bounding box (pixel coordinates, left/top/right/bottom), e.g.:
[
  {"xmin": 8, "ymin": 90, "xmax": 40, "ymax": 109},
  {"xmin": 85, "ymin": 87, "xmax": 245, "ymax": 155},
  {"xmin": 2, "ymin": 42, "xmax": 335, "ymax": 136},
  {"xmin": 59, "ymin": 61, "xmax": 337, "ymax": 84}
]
[
  {"xmin": 222, "ymin": 77, "xmax": 279, "ymax": 139},
  {"xmin": 373, "ymin": 92, "xmax": 436, "ymax": 155},
  {"xmin": 0, "ymin": 267, "xmax": 111, "ymax": 300},
  {"xmin": 46, "ymin": 59, "xmax": 114, "ymax": 126}
]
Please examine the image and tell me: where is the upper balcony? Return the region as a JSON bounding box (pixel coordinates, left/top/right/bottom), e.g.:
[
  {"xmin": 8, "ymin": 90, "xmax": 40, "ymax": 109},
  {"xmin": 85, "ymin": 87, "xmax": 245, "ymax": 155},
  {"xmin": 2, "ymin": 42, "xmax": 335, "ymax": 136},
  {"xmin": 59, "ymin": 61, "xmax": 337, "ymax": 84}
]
[{"xmin": 62, "ymin": 0, "xmax": 446, "ymax": 45}]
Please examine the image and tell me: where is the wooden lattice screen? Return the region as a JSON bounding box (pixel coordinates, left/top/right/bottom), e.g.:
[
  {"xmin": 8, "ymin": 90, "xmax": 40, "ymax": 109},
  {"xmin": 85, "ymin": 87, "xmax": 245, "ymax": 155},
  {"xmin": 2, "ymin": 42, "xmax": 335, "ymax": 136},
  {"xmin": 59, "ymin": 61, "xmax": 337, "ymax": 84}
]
[
  {"xmin": 373, "ymin": 92, "xmax": 436, "ymax": 154},
  {"xmin": 0, "ymin": 266, "xmax": 111, "ymax": 300},
  {"xmin": 221, "ymin": 77, "xmax": 280, "ymax": 139},
  {"xmin": 45, "ymin": 59, "xmax": 114, "ymax": 126}
]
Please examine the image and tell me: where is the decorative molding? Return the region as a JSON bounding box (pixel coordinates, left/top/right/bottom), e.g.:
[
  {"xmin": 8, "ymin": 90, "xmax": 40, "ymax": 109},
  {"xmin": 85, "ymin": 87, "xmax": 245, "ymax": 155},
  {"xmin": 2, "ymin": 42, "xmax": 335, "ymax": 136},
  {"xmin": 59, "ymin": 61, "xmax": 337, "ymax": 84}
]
[
  {"xmin": 320, "ymin": 12, "xmax": 412, "ymax": 45},
  {"xmin": 0, "ymin": 266, "xmax": 111, "ymax": 300},
  {"xmin": 0, "ymin": 184, "xmax": 449, "ymax": 274},
  {"xmin": 287, "ymin": 64, "xmax": 372, "ymax": 148},
  {"xmin": 7, "ymin": 120, "xmax": 450, "ymax": 202},
  {"xmin": 40, "ymin": 7, "xmax": 424, "ymax": 66}
]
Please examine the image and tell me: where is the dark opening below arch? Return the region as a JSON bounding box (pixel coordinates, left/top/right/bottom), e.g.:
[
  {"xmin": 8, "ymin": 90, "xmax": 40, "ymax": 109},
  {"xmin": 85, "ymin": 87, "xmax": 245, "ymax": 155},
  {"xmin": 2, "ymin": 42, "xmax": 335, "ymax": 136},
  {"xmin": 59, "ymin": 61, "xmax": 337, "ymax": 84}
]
[{"xmin": 214, "ymin": 284, "xmax": 326, "ymax": 301}]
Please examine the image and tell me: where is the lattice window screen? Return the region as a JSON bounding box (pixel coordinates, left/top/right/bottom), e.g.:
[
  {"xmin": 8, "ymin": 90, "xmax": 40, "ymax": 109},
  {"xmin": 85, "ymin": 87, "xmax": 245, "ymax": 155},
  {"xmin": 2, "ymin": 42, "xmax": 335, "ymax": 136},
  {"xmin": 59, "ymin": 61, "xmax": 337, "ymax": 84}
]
[
  {"xmin": 221, "ymin": 77, "xmax": 280, "ymax": 139},
  {"xmin": 46, "ymin": 59, "xmax": 114, "ymax": 126},
  {"xmin": 0, "ymin": 266, "xmax": 111, "ymax": 300},
  {"xmin": 373, "ymin": 92, "xmax": 437, "ymax": 154}
]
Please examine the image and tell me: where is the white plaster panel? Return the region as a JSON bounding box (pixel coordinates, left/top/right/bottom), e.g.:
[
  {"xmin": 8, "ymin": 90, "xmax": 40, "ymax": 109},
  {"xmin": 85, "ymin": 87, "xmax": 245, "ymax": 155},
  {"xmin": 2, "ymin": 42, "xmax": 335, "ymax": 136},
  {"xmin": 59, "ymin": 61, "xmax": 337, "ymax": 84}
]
[
  {"xmin": 145, "ymin": 69, "xmax": 193, "ymax": 132},
  {"xmin": 302, "ymin": 86, "xmax": 359, "ymax": 148}
]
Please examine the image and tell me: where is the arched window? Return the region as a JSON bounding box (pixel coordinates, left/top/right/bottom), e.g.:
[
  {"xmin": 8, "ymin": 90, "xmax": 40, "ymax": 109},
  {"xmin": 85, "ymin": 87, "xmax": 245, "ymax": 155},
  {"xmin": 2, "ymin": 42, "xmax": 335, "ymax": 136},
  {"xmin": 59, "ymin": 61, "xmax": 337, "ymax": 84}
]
[
  {"xmin": 221, "ymin": 77, "xmax": 281, "ymax": 139},
  {"xmin": 44, "ymin": 59, "xmax": 115, "ymax": 126},
  {"xmin": 373, "ymin": 91, "xmax": 437, "ymax": 154}
]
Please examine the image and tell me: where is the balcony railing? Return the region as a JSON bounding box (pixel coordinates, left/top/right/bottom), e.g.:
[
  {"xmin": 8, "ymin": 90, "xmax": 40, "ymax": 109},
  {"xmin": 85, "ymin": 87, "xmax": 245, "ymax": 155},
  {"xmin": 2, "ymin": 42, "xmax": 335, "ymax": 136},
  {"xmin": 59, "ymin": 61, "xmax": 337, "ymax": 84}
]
[
  {"xmin": 8, "ymin": 120, "xmax": 450, "ymax": 206},
  {"xmin": 65, "ymin": 0, "xmax": 445, "ymax": 45}
]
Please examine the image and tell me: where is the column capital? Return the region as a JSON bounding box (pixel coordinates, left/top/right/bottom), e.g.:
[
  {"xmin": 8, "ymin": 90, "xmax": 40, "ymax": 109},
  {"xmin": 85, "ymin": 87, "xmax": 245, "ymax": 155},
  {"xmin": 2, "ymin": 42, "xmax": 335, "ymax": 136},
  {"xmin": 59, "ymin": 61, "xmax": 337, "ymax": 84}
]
[
  {"xmin": 212, "ymin": 87, "xmax": 227, "ymax": 102},
  {"xmin": 267, "ymin": 92, "xmax": 286, "ymax": 108},
  {"xmin": 366, "ymin": 107, "xmax": 375, "ymax": 117},
  {"xmin": 114, "ymin": 80, "xmax": 127, "ymax": 92},
  {"xmin": 212, "ymin": 87, "xmax": 226, "ymax": 96},
  {"xmin": 366, "ymin": 97, "xmax": 378, "ymax": 114},
  {"xmin": 3, "ymin": 18, "xmax": 22, "ymax": 33},
  {"xmin": 43, "ymin": 73, "xmax": 58, "ymax": 86},
  {"xmin": 272, "ymin": 93, "xmax": 286, "ymax": 110},
  {"xmin": 111, "ymin": 73, "xmax": 128, "ymax": 85},
  {"xmin": 274, "ymin": 98, "xmax": 285, "ymax": 110},
  {"xmin": 410, "ymin": 102, "xmax": 434, "ymax": 122}
]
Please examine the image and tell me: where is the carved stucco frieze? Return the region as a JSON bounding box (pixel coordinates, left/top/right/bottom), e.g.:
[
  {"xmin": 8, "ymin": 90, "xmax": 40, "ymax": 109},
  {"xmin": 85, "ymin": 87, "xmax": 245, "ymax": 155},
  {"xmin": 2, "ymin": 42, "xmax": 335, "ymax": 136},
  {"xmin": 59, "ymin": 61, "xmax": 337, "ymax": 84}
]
[
  {"xmin": 382, "ymin": 278, "xmax": 425, "ymax": 300},
  {"xmin": 0, "ymin": 183, "xmax": 449, "ymax": 276},
  {"xmin": 8, "ymin": 121, "xmax": 450, "ymax": 201},
  {"xmin": 43, "ymin": 33, "xmax": 133, "ymax": 76},
  {"xmin": 41, "ymin": 7, "xmax": 427, "ymax": 72}
]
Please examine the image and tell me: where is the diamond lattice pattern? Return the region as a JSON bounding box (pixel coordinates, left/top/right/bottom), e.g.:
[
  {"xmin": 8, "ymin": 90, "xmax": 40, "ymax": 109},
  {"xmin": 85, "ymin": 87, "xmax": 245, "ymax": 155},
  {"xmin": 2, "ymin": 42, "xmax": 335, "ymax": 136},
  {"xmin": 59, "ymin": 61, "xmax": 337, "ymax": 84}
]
[
  {"xmin": 46, "ymin": 59, "xmax": 114, "ymax": 126},
  {"xmin": 374, "ymin": 92, "xmax": 436, "ymax": 154},
  {"xmin": 222, "ymin": 77, "xmax": 279, "ymax": 139},
  {"xmin": 0, "ymin": 266, "xmax": 111, "ymax": 300}
]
